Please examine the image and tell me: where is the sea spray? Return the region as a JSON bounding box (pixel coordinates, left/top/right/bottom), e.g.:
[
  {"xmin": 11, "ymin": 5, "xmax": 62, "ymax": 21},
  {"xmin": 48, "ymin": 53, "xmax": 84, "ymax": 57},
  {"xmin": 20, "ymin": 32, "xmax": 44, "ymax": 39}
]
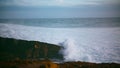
[
  {"xmin": 59, "ymin": 39, "xmax": 79, "ymax": 61},
  {"xmin": 59, "ymin": 39, "xmax": 95, "ymax": 62}
]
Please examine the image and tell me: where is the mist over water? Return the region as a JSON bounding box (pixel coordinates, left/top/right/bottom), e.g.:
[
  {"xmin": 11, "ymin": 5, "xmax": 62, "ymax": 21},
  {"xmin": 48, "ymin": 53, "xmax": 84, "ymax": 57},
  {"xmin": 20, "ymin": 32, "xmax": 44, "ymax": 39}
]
[{"xmin": 0, "ymin": 18, "xmax": 120, "ymax": 63}]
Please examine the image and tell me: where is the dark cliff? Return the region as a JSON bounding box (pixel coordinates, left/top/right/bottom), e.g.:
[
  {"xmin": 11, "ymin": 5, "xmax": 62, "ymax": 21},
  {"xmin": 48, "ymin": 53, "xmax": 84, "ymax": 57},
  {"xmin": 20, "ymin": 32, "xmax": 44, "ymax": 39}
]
[{"xmin": 0, "ymin": 37, "xmax": 63, "ymax": 61}]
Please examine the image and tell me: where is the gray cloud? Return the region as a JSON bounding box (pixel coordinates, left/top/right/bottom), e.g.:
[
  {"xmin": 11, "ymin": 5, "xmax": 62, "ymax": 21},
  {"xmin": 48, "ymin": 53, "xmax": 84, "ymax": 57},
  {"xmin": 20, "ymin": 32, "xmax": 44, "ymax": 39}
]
[{"xmin": 0, "ymin": 0, "xmax": 120, "ymax": 6}]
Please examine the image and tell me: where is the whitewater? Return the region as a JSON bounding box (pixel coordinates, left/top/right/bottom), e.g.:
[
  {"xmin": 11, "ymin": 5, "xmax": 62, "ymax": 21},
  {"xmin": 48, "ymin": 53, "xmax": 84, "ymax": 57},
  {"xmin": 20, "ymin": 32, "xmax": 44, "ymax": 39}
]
[{"xmin": 0, "ymin": 23, "xmax": 120, "ymax": 63}]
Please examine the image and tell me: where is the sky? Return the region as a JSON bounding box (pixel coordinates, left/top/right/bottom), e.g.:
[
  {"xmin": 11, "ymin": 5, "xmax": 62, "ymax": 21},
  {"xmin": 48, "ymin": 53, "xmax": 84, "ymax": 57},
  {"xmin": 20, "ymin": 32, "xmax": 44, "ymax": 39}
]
[{"xmin": 0, "ymin": 0, "xmax": 120, "ymax": 18}]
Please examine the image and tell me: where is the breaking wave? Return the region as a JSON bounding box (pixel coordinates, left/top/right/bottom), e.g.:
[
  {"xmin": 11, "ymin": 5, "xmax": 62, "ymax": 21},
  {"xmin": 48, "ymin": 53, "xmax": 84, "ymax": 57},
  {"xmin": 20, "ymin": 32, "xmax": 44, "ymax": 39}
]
[{"xmin": 0, "ymin": 23, "xmax": 120, "ymax": 63}]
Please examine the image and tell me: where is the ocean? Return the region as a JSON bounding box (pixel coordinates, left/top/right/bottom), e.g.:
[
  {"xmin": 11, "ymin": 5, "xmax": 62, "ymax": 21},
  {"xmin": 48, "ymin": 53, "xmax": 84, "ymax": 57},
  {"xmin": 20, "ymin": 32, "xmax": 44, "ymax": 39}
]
[{"xmin": 0, "ymin": 18, "xmax": 120, "ymax": 63}]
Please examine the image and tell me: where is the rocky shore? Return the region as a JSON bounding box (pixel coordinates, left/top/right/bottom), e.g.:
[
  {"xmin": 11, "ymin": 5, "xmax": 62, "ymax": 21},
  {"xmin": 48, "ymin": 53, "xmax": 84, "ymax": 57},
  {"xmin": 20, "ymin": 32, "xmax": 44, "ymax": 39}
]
[{"xmin": 0, "ymin": 60, "xmax": 120, "ymax": 68}]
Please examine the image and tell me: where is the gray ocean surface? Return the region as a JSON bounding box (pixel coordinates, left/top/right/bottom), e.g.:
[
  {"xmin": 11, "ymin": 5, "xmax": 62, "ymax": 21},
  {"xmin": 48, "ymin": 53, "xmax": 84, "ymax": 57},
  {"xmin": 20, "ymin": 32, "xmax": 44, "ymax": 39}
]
[{"xmin": 0, "ymin": 17, "xmax": 120, "ymax": 28}]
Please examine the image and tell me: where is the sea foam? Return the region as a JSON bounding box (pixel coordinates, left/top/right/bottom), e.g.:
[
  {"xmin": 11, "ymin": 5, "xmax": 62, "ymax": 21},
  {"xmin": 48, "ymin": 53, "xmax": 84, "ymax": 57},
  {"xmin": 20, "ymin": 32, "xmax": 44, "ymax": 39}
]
[{"xmin": 0, "ymin": 23, "xmax": 120, "ymax": 63}]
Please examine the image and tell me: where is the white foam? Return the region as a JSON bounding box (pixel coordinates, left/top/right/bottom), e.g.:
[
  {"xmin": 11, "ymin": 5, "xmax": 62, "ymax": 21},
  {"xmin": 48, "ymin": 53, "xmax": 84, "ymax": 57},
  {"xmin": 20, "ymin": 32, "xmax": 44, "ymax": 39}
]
[{"xmin": 0, "ymin": 23, "xmax": 120, "ymax": 63}]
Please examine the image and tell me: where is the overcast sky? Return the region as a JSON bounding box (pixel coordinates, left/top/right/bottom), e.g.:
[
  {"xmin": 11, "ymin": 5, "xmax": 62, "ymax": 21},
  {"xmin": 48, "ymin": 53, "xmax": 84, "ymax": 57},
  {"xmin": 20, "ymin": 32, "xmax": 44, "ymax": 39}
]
[{"xmin": 0, "ymin": 0, "xmax": 120, "ymax": 18}]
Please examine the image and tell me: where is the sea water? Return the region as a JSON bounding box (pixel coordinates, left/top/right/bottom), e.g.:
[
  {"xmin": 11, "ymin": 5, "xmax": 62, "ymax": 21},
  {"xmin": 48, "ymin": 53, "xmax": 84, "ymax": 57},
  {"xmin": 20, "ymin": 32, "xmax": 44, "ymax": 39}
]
[{"xmin": 0, "ymin": 18, "xmax": 120, "ymax": 63}]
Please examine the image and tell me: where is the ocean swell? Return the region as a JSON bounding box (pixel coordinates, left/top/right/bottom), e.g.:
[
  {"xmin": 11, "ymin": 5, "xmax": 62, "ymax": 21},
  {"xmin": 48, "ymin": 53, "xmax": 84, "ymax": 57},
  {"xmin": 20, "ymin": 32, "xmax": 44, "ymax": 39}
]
[{"xmin": 0, "ymin": 23, "xmax": 120, "ymax": 63}]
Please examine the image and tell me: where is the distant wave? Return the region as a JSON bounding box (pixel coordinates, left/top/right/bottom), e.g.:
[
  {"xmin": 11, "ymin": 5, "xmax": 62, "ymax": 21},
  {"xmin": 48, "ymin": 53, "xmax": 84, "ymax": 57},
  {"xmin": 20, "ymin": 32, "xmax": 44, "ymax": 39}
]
[{"xmin": 0, "ymin": 23, "xmax": 120, "ymax": 63}]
